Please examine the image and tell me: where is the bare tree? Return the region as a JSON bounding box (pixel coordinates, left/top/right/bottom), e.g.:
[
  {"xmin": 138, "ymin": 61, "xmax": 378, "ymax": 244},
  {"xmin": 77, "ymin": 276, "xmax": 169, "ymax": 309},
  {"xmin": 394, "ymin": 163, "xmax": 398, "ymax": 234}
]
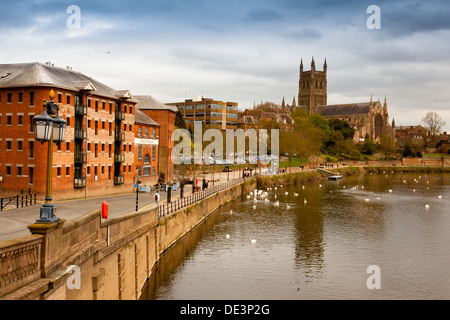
[{"xmin": 422, "ymin": 111, "xmax": 446, "ymax": 136}]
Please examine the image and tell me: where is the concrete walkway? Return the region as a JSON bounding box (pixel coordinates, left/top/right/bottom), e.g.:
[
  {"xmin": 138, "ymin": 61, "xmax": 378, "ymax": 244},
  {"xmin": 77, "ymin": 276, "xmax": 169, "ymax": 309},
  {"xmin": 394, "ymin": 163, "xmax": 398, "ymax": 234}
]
[{"xmin": 0, "ymin": 170, "xmax": 247, "ymax": 243}]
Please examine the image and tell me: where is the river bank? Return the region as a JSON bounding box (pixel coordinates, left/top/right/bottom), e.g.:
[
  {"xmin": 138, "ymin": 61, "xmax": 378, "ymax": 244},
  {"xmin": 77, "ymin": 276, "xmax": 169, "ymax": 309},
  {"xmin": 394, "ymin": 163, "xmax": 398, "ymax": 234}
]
[{"xmin": 256, "ymin": 165, "xmax": 450, "ymax": 189}]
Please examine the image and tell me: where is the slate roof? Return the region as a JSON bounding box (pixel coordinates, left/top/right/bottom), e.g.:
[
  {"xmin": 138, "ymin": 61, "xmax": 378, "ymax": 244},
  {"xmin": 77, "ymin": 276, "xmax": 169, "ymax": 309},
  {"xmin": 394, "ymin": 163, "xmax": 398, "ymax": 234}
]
[
  {"xmin": 134, "ymin": 95, "xmax": 178, "ymax": 112},
  {"xmin": 237, "ymin": 115, "xmax": 258, "ymax": 124},
  {"xmin": 0, "ymin": 62, "xmax": 137, "ymax": 102},
  {"xmin": 135, "ymin": 109, "xmax": 160, "ymax": 126},
  {"xmin": 318, "ymin": 102, "xmax": 371, "ymax": 116}
]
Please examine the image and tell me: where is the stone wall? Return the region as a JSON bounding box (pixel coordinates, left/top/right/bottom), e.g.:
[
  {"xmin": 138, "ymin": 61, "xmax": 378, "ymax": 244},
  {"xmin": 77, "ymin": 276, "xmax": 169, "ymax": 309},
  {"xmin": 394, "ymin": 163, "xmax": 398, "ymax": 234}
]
[{"xmin": 0, "ymin": 179, "xmax": 255, "ymax": 300}]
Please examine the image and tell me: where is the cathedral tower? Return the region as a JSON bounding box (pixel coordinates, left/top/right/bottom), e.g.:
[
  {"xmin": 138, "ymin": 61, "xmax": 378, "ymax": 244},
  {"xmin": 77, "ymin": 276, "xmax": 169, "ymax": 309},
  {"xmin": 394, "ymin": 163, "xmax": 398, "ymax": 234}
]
[{"xmin": 298, "ymin": 57, "xmax": 327, "ymax": 114}]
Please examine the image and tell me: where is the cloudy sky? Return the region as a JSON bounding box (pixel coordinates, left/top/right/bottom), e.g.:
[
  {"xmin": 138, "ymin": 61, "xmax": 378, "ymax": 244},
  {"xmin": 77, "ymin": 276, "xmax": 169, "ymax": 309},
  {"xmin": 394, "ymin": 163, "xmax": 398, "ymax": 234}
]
[{"xmin": 1, "ymin": 0, "xmax": 449, "ymax": 131}]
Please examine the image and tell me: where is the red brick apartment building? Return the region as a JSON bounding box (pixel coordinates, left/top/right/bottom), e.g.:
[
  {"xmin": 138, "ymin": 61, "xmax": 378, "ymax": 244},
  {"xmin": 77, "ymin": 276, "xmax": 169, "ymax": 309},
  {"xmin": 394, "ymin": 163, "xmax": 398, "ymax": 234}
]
[
  {"xmin": 134, "ymin": 109, "xmax": 160, "ymax": 186},
  {"xmin": 0, "ymin": 62, "xmax": 140, "ymax": 200},
  {"xmin": 134, "ymin": 95, "xmax": 176, "ymax": 182}
]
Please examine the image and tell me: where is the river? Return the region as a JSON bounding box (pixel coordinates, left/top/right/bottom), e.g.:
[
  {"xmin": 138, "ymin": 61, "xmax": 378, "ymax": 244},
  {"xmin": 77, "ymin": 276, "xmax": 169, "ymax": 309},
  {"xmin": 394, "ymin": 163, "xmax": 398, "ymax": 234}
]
[{"xmin": 141, "ymin": 172, "xmax": 450, "ymax": 300}]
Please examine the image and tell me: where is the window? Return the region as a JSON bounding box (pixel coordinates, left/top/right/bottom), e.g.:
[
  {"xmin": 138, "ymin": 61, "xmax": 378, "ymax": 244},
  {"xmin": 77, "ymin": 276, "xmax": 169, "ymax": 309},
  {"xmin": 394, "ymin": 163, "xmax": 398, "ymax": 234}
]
[
  {"xmin": 109, "ymin": 103, "xmax": 112, "ymax": 114},
  {"xmin": 108, "ymin": 144, "xmax": 112, "ymax": 158},
  {"xmin": 18, "ymin": 92, "xmax": 23, "ymax": 103},
  {"xmin": 138, "ymin": 127, "xmax": 142, "ymax": 138},
  {"xmin": 18, "ymin": 114, "xmax": 23, "ymax": 125},
  {"xmin": 152, "ymin": 145, "xmax": 156, "ymax": 160},
  {"xmin": 153, "ymin": 129, "xmax": 156, "ymax": 139},
  {"xmin": 6, "ymin": 140, "xmax": 11, "ymax": 150},
  {"xmin": 7, "ymin": 93, "xmax": 12, "ymax": 103},
  {"xmin": 66, "ymin": 95, "xmax": 71, "ymax": 105},
  {"xmin": 7, "ymin": 115, "xmax": 12, "ymax": 125},
  {"xmin": 95, "ymin": 143, "xmax": 98, "ymax": 158},
  {"xmin": 30, "ymin": 115, "xmax": 36, "ymax": 131},
  {"xmin": 95, "ymin": 121, "xmax": 98, "ymax": 135},
  {"xmin": 129, "ymin": 124, "xmax": 132, "ymax": 131},
  {"xmin": 101, "ymin": 166, "xmax": 105, "ymax": 174},
  {"xmin": 6, "ymin": 166, "xmax": 11, "ymax": 176},
  {"xmin": 58, "ymin": 93, "xmax": 62, "ymax": 103},
  {"xmin": 29, "ymin": 167, "xmax": 34, "ymax": 184},
  {"xmin": 66, "ymin": 141, "xmax": 70, "ymax": 152},
  {"xmin": 29, "ymin": 141, "xmax": 34, "ymax": 158},
  {"xmin": 30, "ymin": 92, "xmax": 34, "ymax": 106},
  {"xmin": 67, "ymin": 117, "xmax": 71, "ymax": 127},
  {"xmin": 129, "ymin": 106, "xmax": 132, "ymax": 114},
  {"xmin": 109, "ymin": 122, "xmax": 112, "ymax": 136},
  {"xmin": 138, "ymin": 145, "xmax": 142, "ymax": 160},
  {"xmin": 17, "ymin": 166, "xmax": 23, "ymax": 176},
  {"xmin": 87, "ymin": 166, "xmax": 91, "ymax": 175},
  {"xmin": 102, "ymin": 143, "xmax": 105, "ymax": 152},
  {"xmin": 57, "ymin": 167, "xmax": 61, "ymax": 177},
  {"xmin": 88, "ymin": 99, "xmax": 91, "ymax": 108},
  {"xmin": 95, "ymin": 100, "xmax": 98, "ymax": 112},
  {"xmin": 18, "ymin": 140, "xmax": 23, "ymax": 151},
  {"xmin": 128, "ymin": 165, "xmax": 131, "ymax": 173},
  {"xmin": 102, "ymin": 121, "xmax": 105, "ymax": 130},
  {"xmin": 145, "ymin": 128, "xmax": 149, "ymax": 138},
  {"xmin": 94, "ymin": 166, "xmax": 98, "ymax": 177},
  {"xmin": 144, "ymin": 154, "xmax": 150, "ymax": 163},
  {"xmin": 66, "ymin": 166, "xmax": 70, "ymax": 176},
  {"xmin": 143, "ymin": 166, "xmax": 150, "ymax": 176},
  {"xmin": 102, "ymin": 101, "xmax": 105, "ymax": 110}
]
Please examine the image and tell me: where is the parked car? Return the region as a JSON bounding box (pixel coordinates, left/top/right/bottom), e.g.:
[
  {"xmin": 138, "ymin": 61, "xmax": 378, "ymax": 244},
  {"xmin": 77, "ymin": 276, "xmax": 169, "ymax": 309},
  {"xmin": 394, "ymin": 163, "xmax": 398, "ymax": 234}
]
[{"xmin": 222, "ymin": 166, "xmax": 232, "ymax": 172}]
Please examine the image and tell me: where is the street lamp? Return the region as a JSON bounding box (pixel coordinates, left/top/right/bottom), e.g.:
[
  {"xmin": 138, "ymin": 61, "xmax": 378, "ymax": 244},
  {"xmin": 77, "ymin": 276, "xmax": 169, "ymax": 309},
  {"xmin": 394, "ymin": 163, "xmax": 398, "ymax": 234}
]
[{"xmin": 33, "ymin": 90, "xmax": 67, "ymax": 223}]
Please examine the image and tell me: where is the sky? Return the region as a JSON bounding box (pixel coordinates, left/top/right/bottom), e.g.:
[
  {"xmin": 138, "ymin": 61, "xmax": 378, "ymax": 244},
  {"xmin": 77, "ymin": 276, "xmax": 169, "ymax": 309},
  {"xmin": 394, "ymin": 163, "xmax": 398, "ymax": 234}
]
[{"xmin": 0, "ymin": 0, "xmax": 449, "ymax": 131}]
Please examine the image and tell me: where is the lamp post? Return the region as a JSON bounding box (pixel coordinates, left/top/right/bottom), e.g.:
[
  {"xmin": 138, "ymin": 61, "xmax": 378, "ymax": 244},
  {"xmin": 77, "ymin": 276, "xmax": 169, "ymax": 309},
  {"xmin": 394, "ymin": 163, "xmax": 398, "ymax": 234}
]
[{"xmin": 33, "ymin": 90, "xmax": 67, "ymax": 223}]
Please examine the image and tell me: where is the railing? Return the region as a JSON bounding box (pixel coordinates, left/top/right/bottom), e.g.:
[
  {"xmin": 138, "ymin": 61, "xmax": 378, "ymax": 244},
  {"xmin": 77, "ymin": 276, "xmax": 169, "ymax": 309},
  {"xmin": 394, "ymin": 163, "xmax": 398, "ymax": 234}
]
[
  {"xmin": 115, "ymin": 111, "xmax": 125, "ymax": 121},
  {"xmin": 158, "ymin": 177, "xmax": 244, "ymax": 217},
  {"xmin": 114, "ymin": 153, "xmax": 125, "ymax": 163},
  {"xmin": 0, "ymin": 239, "xmax": 41, "ymax": 289},
  {"xmin": 74, "ymin": 177, "xmax": 86, "ymax": 188},
  {"xmin": 75, "ymin": 104, "xmax": 88, "ymax": 116},
  {"xmin": 114, "ymin": 175, "xmax": 124, "ymax": 185},
  {"xmin": 115, "ymin": 131, "xmax": 125, "ymax": 142},
  {"xmin": 74, "ymin": 151, "xmax": 87, "ymax": 164},
  {"xmin": 1, "ymin": 191, "xmax": 37, "ymax": 211},
  {"xmin": 74, "ymin": 128, "xmax": 87, "ymax": 140}
]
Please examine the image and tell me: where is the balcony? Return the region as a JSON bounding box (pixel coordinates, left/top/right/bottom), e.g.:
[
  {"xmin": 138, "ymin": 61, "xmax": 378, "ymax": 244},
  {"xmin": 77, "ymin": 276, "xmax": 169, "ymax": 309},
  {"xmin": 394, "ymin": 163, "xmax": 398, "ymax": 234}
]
[
  {"xmin": 115, "ymin": 131, "xmax": 125, "ymax": 142},
  {"xmin": 75, "ymin": 104, "xmax": 88, "ymax": 116},
  {"xmin": 74, "ymin": 128, "xmax": 87, "ymax": 140},
  {"xmin": 114, "ymin": 175, "xmax": 124, "ymax": 185},
  {"xmin": 114, "ymin": 153, "xmax": 125, "ymax": 163},
  {"xmin": 74, "ymin": 177, "xmax": 86, "ymax": 188},
  {"xmin": 74, "ymin": 151, "xmax": 87, "ymax": 164},
  {"xmin": 115, "ymin": 111, "xmax": 125, "ymax": 121}
]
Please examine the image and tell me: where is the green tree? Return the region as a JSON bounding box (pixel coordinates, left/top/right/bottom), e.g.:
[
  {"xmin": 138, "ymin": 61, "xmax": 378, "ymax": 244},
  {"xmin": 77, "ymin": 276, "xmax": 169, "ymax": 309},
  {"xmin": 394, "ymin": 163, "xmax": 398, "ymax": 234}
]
[
  {"xmin": 402, "ymin": 143, "xmax": 413, "ymax": 158},
  {"xmin": 174, "ymin": 109, "xmax": 186, "ymax": 129},
  {"xmin": 379, "ymin": 133, "xmax": 396, "ymax": 160},
  {"xmin": 362, "ymin": 139, "xmax": 377, "ymax": 155}
]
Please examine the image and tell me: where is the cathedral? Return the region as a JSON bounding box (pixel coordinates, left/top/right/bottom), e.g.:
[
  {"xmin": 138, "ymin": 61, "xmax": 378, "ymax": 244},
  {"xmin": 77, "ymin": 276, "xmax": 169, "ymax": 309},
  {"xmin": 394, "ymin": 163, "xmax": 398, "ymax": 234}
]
[{"xmin": 298, "ymin": 57, "xmax": 394, "ymax": 142}]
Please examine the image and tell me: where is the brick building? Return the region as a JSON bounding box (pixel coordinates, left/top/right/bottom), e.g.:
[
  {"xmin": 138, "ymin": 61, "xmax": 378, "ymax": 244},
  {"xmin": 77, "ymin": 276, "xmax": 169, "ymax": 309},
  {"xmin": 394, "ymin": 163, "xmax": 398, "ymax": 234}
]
[
  {"xmin": 134, "ymin": 95, "xmax": 176, "ymax": 182},
  {"xmin": 134, "ymin": 109, "xmax": 160, "ymax": 187},
  {"xmin": 0, "ymin": 62, "xmax": 138, "ymax": 200},
  {"xmin": 166, "ymin": 96, "xmax": 239, "ymax": 131}
]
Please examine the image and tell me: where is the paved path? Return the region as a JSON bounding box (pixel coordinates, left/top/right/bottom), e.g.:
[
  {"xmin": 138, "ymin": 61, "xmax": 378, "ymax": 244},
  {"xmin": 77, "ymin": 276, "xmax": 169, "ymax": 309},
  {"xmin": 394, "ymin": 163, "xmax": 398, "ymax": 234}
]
[{"xmin": 0, "ymin": 171, "xmax": 246, "ymax": 243}]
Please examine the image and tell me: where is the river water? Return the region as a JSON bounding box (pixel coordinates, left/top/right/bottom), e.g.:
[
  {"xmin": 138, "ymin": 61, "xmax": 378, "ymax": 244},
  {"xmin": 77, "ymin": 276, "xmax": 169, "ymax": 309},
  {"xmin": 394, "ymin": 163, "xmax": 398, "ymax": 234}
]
[{"xmin": 141, "ymin": 173, "xmax": 450, "ymax": 300}]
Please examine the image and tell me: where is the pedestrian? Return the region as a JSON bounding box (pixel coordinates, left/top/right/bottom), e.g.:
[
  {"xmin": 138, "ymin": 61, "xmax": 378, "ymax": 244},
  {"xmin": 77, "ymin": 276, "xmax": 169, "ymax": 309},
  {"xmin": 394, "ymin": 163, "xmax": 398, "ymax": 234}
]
[{"xmin": 154, "ymin": 192, "xmax": 160, "ymax": 206}]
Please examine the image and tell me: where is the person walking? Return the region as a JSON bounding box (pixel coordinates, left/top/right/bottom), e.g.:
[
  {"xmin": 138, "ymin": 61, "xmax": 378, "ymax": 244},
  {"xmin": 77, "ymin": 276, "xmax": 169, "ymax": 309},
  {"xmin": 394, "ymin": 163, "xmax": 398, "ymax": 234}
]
[{"xmin": 154, "ymin": 191, "xmax": 160, "ymax": 206}]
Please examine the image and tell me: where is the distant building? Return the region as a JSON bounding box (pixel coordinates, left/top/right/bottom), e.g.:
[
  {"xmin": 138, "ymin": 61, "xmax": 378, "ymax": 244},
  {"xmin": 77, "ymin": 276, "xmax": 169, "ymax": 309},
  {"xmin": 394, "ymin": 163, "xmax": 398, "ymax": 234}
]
[
  {"xmin": 135, "ymin": 95, "xmax": 176, "ymax": 182},
  {"xmin": 317, "ymin": 97, "xmax": 394, "ymax": 143},
  {"xmin": 167, "ymin": 96, "xmax": 239, "ymax": 131},
  {"xmin": 134, "ymin": 109, "xmax": 160, "ymax": 186},
  {"xmin": 298, "ymin": 57, "xmax": 327, "ymax": 114},
  {"xmin": 237, "ymin": 115, "xmax": 259, "ymax": 130},
  {"xmin": 0, "ymin": 62, "xmax": 137, "ymax": 199},
  {"xmin": 394, "ymin": 124, "xmax": 428, "ymax": 147}
]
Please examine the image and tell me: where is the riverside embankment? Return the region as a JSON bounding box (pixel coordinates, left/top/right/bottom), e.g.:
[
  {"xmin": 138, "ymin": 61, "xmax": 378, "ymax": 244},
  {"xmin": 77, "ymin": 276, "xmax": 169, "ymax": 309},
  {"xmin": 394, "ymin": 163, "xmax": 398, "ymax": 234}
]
[{"xmin": 0, "ymin": 178, "xmax": 255, "ymax": 300}]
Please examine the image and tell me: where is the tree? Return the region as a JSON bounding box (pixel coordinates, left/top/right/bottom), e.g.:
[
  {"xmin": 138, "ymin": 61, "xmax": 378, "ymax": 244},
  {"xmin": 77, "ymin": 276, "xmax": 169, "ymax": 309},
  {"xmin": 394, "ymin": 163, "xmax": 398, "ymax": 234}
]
[
  {"xmin": 328, "ymin": 118, "xmax": 355, "ymax": 141},
  {"xmin": 174, "ymin": 109, "xmax": 186, "ymax": 129},
  {"xmin": 422, "ymin": 111, "xmax": 446, "ymax": 136},
  {"xmin": 362, "ymin": 139, "xmax": 377, "ymax": 155},
  {"xmin": 402, "ymin": 143, "xmax": 413, "ymax": 158},
  {"xmin": 378, "ymin": 133, "xmax": 396, "ymax": 160}
]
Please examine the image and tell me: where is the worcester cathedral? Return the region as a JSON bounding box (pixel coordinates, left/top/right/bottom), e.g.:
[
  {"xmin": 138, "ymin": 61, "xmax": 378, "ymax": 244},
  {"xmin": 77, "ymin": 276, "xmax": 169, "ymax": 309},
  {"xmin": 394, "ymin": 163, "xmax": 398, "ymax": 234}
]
[{"xmin": 296, "ymin": 57, "xmax": 394, "ymax": 143}]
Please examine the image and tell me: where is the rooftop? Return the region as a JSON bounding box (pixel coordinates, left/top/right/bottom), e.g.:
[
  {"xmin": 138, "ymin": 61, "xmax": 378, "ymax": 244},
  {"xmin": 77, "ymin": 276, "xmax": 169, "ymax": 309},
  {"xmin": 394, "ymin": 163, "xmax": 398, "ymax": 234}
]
[
  {"xmin": 0, "ymin": 62, "xmax": 137, "ymax": 101},
  {"xmin": 318, "ymin": 102, "xmax": 371, "ymax": 116},
  {"xmin": 134, "ymin": 95, "xmax": 178, "ymax": 112},
  {"xmin": 135, "ymin": 109, "xmax": 160, "ymax": 126}
]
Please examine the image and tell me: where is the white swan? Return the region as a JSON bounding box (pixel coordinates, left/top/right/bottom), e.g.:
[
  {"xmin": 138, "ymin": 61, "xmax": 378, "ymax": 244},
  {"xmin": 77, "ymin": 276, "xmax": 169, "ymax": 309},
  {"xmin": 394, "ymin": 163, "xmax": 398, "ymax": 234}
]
[
  {"xmin": 438, "ymin": 195, "xmax": 442, "ymax": 199},
  {"xmin": 226, "ymin": 234, "xmax": 230, "ymax": 239},
  {"xmin": 425, "ymin": 204, "xmax": 430, "ymax": 209},
  {"xmin": 250, "ymin": 238, "xmax": 257, "ymax": 244}
]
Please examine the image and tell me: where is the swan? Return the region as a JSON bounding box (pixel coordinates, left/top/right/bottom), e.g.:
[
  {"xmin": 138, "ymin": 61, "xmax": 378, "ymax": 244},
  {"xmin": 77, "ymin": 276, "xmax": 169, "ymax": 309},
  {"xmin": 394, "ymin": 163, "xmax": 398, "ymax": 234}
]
[
  {"xmin": 364, "ymin": 198, "xmax": 370, "ymax": 202},
  {"xmin": 425, "ymin": 204, "xmax": 430, "ymax": 209},
  {"xmin": 388, "ymin": 189, "xmax": 393, "ymax": 193},
  {"xmin": 285, "ymin": 191, "xmax": 289, "ymax": 195},
  {"xmin": 226, "ymin": 234, "xmax": 230, "ymax": 239},
  {"xmin": 438, "ymin": 195, "xmax": 442, "ymax": 199},
  {"xmin": 287, "ymin": 205, "xmax": 290, "ymax": 209},
  {"xmin": 250, "ymin": 238, "xmax": 257, "ymax": 244},
  {"xmin": 253, "ymin": 205, "xmax": 256, "ymax": 209},
  {"xmin": 303, "ymin": 199, "xmax": 307, "ymax": 204},
  {"xmin": 294, "ymin": 192, "xmax": 299, "ymax": 196}
]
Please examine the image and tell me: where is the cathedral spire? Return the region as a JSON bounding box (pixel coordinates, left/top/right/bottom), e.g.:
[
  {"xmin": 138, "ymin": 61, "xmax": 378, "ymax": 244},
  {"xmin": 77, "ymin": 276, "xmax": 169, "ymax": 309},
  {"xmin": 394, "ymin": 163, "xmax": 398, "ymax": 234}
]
[
  {"xmin": 323, "ymin": 58, "xmax": 327, "ymax": 72},
  {"xmin": 311, "ymin": 56, "xmax": 315, "ymax": 70},
  {"xmin": 383, "ymin": 96, "xmax": 387, "ymax": 110},
  {"xmin": 300, "ymin": 58, "xmax": 303, "ymax": 72}
]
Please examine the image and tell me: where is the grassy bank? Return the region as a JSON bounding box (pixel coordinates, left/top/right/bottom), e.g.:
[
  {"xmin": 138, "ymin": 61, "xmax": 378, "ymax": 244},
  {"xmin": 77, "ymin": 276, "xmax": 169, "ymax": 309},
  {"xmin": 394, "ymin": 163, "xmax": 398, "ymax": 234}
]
[
  {"xmin": 256, "ymin": 166, "xmax": 365, "ymax": 189},
  {"xmin": 364, "ymin": 166, "xmax": 450, "ymax": 174}
]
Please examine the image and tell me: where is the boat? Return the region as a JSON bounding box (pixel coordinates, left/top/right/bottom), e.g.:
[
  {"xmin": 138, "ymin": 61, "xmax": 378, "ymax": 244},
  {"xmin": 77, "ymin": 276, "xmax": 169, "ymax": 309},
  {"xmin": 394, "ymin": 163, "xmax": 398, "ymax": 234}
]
[{"xmin": 328, "ymin": 175, "xmax": 343, "ymax": 181}]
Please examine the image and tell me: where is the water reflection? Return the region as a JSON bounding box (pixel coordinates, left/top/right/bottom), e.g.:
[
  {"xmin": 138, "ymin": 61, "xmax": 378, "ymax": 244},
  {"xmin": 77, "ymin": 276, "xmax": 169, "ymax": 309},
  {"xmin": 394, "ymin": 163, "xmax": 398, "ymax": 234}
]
[{"xmin": 141, "ymin": 173, "xmax": 450, "ymax": 300}]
